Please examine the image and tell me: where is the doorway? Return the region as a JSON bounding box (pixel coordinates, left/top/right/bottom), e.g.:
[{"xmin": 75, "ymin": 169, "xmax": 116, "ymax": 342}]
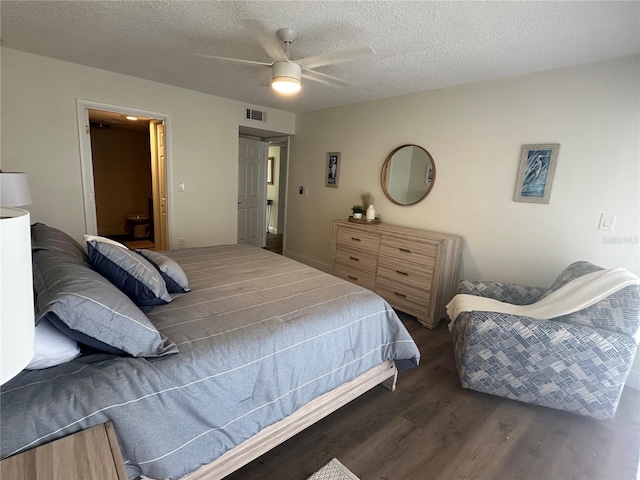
[
  {"xmin": 265, "ymin": 139, "xmax": 288, "ymax": 255},
  {"xmin": 237, "ymin": 132, "xmax": 290, "ymax": 255},
  {"xmin": 77, "ymin": 100, "xmax": 169, "ymax": 250}
]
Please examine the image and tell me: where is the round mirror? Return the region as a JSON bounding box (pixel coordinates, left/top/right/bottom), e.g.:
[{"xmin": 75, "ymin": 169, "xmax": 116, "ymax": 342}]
[{"xmin": 381, "ymin": 144, "xmax": 436, "ymax": 205}]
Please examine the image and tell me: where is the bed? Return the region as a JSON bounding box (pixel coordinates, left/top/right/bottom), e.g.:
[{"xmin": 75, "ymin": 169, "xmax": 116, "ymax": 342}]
[{"xmin": 0, "ymin": 225, "xmax": 420, "ymax": 480}]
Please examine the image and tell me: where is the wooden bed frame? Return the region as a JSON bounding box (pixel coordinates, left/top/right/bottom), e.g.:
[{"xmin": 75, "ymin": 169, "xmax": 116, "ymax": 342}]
[{"xmin": 183, "ymin": 360, "xmax": 398, "ymax": 480}]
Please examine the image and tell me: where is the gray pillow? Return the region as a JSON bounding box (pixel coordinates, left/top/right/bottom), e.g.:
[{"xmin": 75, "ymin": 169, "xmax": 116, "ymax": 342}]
[
  {"xmin": 31, "ymin": 223, "xmax": 88, "ymax": 263},
  {"xmin": 136, "ymin": 249, "xmax": 190, "ymax": 293},
  {"xmin": 86, "ymin": 237, "xmax": 172, "ymax": 306},
  {"xmin": 32, "ymin": 249, "xmax": 178, "ymax": 357}
]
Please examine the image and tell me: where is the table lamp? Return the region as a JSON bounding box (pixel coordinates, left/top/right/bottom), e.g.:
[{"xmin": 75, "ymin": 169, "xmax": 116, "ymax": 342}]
[{"xmin": 1, "ymin": 171, "xmax": 35, "ymax": 384}]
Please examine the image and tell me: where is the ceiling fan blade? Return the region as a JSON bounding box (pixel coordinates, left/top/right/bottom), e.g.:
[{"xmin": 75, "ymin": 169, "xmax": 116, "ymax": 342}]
[
  {"xmin": 193, "ymin": 53, "xmax": 272, "ymax": 67},
  {"xmin": 243, "ymin": 19, "xmax": 289, "ymax": 63},
  {"xmin": 302, "ymin": 69, "xmax": 349, "ymax": 88},
  {"xmin": 297, "ymin": 46, "xmax": 373, "ymax": 70}
]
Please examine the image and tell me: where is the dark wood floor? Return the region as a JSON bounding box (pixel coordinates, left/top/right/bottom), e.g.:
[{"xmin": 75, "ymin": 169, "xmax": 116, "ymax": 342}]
[
  {"xmin": 265, "ymin": 233, "xmax": 283, "ymax": 255},
  {"xmin": 226, "ymin": 313, "xmax": 640, "ymax": 480}
]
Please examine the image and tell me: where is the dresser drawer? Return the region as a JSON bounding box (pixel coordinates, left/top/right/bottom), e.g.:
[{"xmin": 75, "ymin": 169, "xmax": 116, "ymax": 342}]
[
  {"xmin": 334, "ymin": 263, "xmax": 376, "ymax": 290},
  {"xmin": 380, "ymin": 237, "xmax": 437, "ymax": 267},
  {"xmin": 375, "ymin": 277, "xmax": 430, "ymax": 314},
  {"xmin": 336, "ymin": 227, "xmax": 380, "ymax": 254},
  {"xmin": 377, "ymin": 256, "xmax": 433, "ymax": 290},
  {"xmin": 335, "ymin": 245, "xmax": 378, "ymax": 274}
]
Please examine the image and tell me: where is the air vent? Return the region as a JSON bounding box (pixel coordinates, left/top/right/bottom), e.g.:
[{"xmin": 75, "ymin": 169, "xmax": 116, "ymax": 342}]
[{"xmin": 245, "ymin": 108, "xmax": 266, "ymax": 122}]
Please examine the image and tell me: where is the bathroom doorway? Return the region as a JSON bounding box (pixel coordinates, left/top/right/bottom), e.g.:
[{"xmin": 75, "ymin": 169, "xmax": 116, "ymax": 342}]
[{"xmin": 77, "ymin": 101, "xmax": 169, "ymax": 250}]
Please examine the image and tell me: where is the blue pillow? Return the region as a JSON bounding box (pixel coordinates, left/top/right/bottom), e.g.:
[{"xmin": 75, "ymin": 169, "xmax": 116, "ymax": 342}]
[
  {"xmin": 136, "ymin": 249, "xmax": 190, "ymax": 294},
  {"xmin": 32, "ymin": 249, "xmax": 177, "ymax": 357},
  {"xmin": 85, "ymin": 236, "xmax": 172, "ymax": 306}
]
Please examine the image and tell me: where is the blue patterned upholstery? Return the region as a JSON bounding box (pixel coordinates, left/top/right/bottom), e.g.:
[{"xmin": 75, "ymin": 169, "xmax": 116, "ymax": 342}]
[{"xmin": 451, "ymin": 261, "xmax": 640, "ymax": 420}]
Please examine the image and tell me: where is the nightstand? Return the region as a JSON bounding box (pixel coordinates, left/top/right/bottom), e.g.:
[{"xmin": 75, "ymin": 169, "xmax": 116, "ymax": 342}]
[{"xmin": 0, "ymin": 422, "xmax": 127, "ymax": 480}]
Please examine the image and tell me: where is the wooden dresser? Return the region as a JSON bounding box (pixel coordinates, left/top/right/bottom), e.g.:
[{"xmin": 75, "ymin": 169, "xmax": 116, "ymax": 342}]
[{"xmin": 332, "ymin": 220, "xmax": 462, "ymax": 329}]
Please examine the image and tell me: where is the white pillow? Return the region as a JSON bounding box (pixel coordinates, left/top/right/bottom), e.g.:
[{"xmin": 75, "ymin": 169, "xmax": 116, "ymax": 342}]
[
  {"xmin": 83, "ymin": 234, "xmax": 127, "ymax": 250},
  {"xmin": 26, "ymin": 319, "xmax": 81, "ymax": 370}
]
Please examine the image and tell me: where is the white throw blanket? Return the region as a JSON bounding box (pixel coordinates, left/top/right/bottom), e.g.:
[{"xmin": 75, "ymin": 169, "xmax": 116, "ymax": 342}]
[{"xmin": 446, "ymin": 268, "xmax": 640, "ymax": 334}]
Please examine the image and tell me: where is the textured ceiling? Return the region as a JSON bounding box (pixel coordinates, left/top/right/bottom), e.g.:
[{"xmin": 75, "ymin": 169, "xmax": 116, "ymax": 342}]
[{"xmin": 1, "ymin": 1, "xmax": 639, "ymax": 114}]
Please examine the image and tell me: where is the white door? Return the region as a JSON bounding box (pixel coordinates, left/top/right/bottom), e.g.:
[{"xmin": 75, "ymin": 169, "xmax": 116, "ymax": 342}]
[{"xmin": 238, "ymin": 137, "xmax": 267, "ymax": 247}]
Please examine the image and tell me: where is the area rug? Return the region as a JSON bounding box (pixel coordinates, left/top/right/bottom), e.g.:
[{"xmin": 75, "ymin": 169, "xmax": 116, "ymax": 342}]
[{"xmin": 307, "ymin": 458, "xmax": 360, "ymax": 480}]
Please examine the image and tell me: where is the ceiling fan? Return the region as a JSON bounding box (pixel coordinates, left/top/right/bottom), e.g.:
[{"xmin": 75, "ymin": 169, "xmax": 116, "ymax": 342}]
[{"xmin": 195, "ymin": 20, "xmax": 373, "ymax": 95}]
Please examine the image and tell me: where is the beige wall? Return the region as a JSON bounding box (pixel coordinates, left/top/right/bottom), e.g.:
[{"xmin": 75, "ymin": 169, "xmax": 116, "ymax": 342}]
[
  {"xmin": 0, "ymin": 47, "xmax": 295, "ymax": 248},
  {"xmin": 286, "ymin": 55, "xmax": 640, "ymax": 388},
  {"xmin": 287, "ymin": 56, "xmax": 640, "ymax": 288},
  {"xmin": 91, "ymin": 127, "xmax": 152, "ymax": 236}
]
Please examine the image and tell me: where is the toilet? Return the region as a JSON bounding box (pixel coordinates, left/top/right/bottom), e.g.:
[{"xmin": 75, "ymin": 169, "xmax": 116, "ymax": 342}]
[{"xmin": 124, "ymin": 212, "xmax": 150, "ymax": 238}]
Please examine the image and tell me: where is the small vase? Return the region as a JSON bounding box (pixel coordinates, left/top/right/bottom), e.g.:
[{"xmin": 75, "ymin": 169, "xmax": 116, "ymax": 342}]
[{"xmin": 353, "ymin": 213, "xmax": 363, "ymax": 219}]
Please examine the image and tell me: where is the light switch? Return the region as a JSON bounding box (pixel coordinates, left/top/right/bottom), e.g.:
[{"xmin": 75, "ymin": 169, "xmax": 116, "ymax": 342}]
[
  {"xmin": 178, "ymin": 182, "xmax": 185, "ymax": 192},
  {"xmin": 598, "ymin": 214, "xmax": 616, "ymax": 231}
]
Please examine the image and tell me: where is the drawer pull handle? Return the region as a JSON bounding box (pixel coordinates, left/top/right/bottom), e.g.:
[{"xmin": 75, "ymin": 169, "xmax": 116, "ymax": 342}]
[
  {"xmin": 351, "ymin": 237, "xmax": 361, "ymax": 242},
  {"xmin": 348, "ymin": 275, "xmax": 358, "ymax": 281},
  {"xmin": 394, "ymin": 291, "xmax": 407, "ymax": 298},
  {"xmin": 399, "ymin": 248, "xmax": 412, "ymax": 253},
  {"xmin": 349, "ymin": 256, "xmax": 360, "ymax": 262},
  {"xmin": 396, "ymin": 270, "xmax": 409, "ymax": 276}
]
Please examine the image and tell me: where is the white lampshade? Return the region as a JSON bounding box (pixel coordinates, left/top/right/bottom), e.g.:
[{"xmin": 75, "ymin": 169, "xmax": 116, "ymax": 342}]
[
  {"xmin": 0, "ymin": 207, "xmax": 35, "ymax": 384},
  {"xmin": 0, "ymin": 172, "xmax": 32, "ymax": 207},
  {"xmin": 271, "ymin": 62, "xmax": 302, "ymax": 94}
]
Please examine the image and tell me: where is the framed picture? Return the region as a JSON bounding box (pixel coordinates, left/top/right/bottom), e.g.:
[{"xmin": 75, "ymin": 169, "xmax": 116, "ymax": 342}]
[
  {"xmin": 325, "ymin": 152, "xmax": 341, "ymax": 188},
  {"xmin": 267, "ymin": 157, "xmax": 274, "ymax": 185},
  {"xmin": 513, "ymin": 144, "xmax": 560, "ymax": 204}
]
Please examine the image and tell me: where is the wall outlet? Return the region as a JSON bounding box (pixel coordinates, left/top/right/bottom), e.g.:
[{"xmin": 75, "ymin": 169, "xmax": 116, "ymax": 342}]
[
  {"xmin": 178, "ymin": 238, "xmax": 186, "ymax": 248},
  {"xmin": 326, "ymin": 239, "xmax": 332, "ymax": 249}
]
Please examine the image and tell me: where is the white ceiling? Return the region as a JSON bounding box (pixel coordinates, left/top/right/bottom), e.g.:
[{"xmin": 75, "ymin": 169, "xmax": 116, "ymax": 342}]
[{"xmin": 1, "ymin": 1, "xmax": 639, "ymax": 114}]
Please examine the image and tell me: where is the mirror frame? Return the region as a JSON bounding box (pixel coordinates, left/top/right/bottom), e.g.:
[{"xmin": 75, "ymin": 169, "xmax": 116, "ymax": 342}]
[{"xmin": 381, "ymin": 144, "xmax": 436, "ymax": 206}]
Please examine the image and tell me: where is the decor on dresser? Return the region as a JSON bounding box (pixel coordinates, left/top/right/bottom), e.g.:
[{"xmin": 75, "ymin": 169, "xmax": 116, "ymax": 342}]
[
  {"xmin": 349, "ymin": 204, "xmax": 379, "ymax": 224},
  {"xmin": 381, "ymin": 144, "xmax": 436, "ymax": 206},
  {"xmin": 351, "ymin": 204, "xmax": 365, "ymax": 219},
  {"xmin": 326, "ymin": 152, "xmax": 341, "ymax": 188},
  {"xmin": 513, "ymin": 143, "xmax": 559, "ymax": 204},
  {"xmin": 332, "ymin": 220, "xmax": 461, "ymax": 329}
]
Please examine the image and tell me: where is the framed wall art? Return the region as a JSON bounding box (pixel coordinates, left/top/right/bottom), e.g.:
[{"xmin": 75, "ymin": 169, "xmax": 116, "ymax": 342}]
[
  {"xmin": 325, "ymin": 152, "xmax": 341, "ymax": 188},
  {"xmin": 513, "ymin": 144, "xmax": 560, "ymax": 204}
]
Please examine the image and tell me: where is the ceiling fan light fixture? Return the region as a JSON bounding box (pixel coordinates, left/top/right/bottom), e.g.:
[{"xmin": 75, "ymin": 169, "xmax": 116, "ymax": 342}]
[
  {"xmin": 271, "ymin": 62, "xmax": 302, "ymax": 94},
  {"xmin": 272, "ymin": 77, "xmax": 301, "ymax": 94}
]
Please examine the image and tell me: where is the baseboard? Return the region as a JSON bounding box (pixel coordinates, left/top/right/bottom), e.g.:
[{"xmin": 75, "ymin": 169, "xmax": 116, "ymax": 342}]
[
  {"xmin": 285, "ymin": 251, "xmax": 331, "ymax": 273},
  {"xmin": 626, "ymin": 370, "xmax": 640, "ymax": 391}
]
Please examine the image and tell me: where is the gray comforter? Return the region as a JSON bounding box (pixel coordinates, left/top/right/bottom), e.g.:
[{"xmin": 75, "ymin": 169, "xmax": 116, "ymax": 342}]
[{"xmin": 1, "ymin": 244, "xmax": 420, "ymax": 479}]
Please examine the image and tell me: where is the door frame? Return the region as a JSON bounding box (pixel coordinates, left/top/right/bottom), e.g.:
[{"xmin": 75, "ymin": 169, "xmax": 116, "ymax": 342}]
[{"xmin": 76, "ymin": 99, "xmax": 173, "ymax": 242}]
